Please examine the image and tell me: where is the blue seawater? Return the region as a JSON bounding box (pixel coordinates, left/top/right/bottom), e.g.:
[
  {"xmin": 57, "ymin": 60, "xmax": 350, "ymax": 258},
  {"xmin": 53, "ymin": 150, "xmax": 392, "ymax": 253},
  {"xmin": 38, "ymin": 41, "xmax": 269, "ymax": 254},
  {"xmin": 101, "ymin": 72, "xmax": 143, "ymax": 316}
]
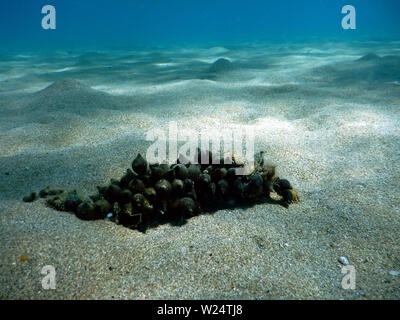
[{"xmin": 0, "ymin": 0, "xmax": 399, "ymax": 51}]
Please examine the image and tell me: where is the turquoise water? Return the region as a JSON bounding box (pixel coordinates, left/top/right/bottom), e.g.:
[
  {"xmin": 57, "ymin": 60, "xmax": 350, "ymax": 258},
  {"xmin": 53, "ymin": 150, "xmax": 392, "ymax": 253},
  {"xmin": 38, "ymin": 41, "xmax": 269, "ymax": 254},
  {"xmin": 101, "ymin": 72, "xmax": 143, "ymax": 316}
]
[{"xmin": 1, "ymin": 0, "xmax": 399, "ymax": 50}]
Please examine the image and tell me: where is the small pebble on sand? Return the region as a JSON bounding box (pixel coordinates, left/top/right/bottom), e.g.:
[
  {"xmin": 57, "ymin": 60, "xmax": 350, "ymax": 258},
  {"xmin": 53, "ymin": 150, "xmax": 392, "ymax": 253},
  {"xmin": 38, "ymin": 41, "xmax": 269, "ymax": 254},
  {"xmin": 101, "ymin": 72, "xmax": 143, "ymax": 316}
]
[{"xmin": 338, "ymin": 256, "xmax": 350, "ymax": 265}]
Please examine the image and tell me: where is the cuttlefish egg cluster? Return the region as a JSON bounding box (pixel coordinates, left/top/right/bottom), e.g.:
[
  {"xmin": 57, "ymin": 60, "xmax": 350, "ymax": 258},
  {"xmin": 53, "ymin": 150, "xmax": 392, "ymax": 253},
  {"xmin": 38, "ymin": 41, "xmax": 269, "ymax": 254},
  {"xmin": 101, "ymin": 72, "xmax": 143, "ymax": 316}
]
[{"xmin": 23, "ymin": 149, "xmax": 297, "ymax": 230}]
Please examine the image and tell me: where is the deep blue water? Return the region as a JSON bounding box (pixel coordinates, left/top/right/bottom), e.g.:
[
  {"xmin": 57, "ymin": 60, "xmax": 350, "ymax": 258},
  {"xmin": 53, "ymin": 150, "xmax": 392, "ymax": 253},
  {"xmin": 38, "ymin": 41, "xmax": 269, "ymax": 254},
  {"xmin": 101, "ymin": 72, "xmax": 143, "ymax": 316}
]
[{"xmin": 0, "ymin": 0, "xmax": 400, "ymax": 50}]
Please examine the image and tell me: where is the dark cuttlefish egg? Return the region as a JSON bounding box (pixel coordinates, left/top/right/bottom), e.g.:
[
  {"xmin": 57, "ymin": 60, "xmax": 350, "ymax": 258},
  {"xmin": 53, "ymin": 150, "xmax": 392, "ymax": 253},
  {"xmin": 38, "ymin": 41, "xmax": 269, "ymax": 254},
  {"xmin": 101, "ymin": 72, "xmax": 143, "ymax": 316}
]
[
  {"xmin": 106, "ymin": 184, "xmax": 122, "ymax": 202},
  {"xmin": 23, "ymin": 192, "xmax": 38, "ymax": 202},
  {"xmin": 173, "ymin": 164, "xmax": 188, "ymax": 180},
  {"xmin": 64, "ymin": 190, "xmax": 82, "ymax": 212},
  {"xmin": 208, "ymin": 182, "xmax": 216, "ymax": 196},
  {"xmin": 171, "ymin": 179, "xmax": 184, "ymax": 196},
  {"xmin": 132, "ymin": 153, "xmax": 148, "ymax": 175},
  {"xmin": 226, "ymin": 167, "xmax": 237, "ymax": 181},
  {"xmin": 120, "ymin": 169, "xmax": 137, "ymax": 188},
  {"xmin": 187, "ymin": 164, "xmax": 201, "ymax": 181},
  {"xmin": 232, "ymin": 178, "xmax": 245, "ymax": 198},
  {"xmin": 119, "ymin": 189, "xmax": 132, "ymax": 204},
  {"xmin": 128, "ymin": 178, "xmax": 146, "ymax": 194},
  {"xmin": 76, "ymin": 200, "xmax": 95, "ymax": 220},
  {"xmin": 281, "ymin": 189, "xmax": 294, "ymax": 203},
  {"xmin": 198, "ymin": 173, "xmax": 211, "ymax": 188},
  {"xmin": 150, "ymin": 163, "xmax": 169, "ymax": 181},
  {"xmin": 177, "ymin": 197, "xmax": 197, "ymax": 217},
  {"xmin": 273, "ymin": 178, "xmax": 292, "ymax": 195},
  {"xmin": 94, "ymin": 199, "xmax": 112, "ymax": 219},
  {"xmin": 217, "ymin": 179, "xmax": 229, "ymax": 196},
  {"xmin": 211, "ymin": 167, "xmax": 227, "ymax": 181},
  {"xmin": 155, "ymin": 179, "xmax": 172, "ymax": 197},
  {"xmin": 163, "ymin": 168, "xmax": 176, "ymax": 182},
  {"xmin": 183, "ymin": 179, "xmax": 197, "ymax": 200},
  {"xmin": 247, "ymin": 173, "xmax": 264, "ymax": 197}
]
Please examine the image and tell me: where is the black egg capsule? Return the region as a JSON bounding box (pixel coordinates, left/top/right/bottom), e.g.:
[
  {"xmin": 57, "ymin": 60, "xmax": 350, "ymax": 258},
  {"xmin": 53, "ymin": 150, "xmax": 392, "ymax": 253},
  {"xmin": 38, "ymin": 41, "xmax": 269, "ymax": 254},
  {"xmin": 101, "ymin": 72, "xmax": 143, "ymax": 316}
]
[
  {"xmin": 247, "ymin": 173, "xmax": 264, "ymax": 197},
  {"xmin": 64, "ymin": 190, "xmax": 83, "ymax": 212},
  {"xmin": 163, "ymin": 168, "xmax": 176, "ymax": 182},
  {"xmin": 119, "ymin": 189, "xmax": 133, "ymax": 204},
  {"xmin": 94, "ymin": 199, "xmax": 112, "ymax": 219},
  {"xmin": 281, "ymin": 189, "xmax": 294, "ymax": 204},
  {"xmin": 226, "ymin": 167, "xmax": 237, "ymax": 181},
  {"xmin": 198, "ymin": 173, "xmax": 211, "ymax": 188},
  {"xmin": 120, "ymin": 169, "xmax": 137, "ymax": 188},
  {"xmin": 208, "ymin": 182, "xmax": 216, "ymax": 196},
  {"xmin": 183, "ymin": 179, "xmax": 194, "ymax": 192},
  {"xmin": 23, "ymin": 192, "xmax": 38, "ymax": 203},
  {"xmin": 110, "ymin": 179, "xmax": 120, "ymax": 187},
  {"xmin": 97, "ymin": 185, "xmax": 108, "ymax": 196},
  {"xmin": 46, "ymin": 196, "xmax": 65, "ymax": 211},
  {"xmin": 144, "ymin": 187, "xmax": 156, "ymax": 202},
  {"xmin": 217, "ymin": 179, "xmax": 230, "ymax": 196},
  {"xmin": 89, "ymin": 192, "xmax": 103, "ymax": 203},
  {"xmin": 178, "ymin": 197, "xmax": 197, "ymax": 217},
  {"xmin": 232, "ymin": 178, "xmax": 245, "ymax": 198},
  {"xmin": 211, "ymin": 167, "xmax": 227, "ymax": 181},
  {"xmin": 132, "ymin": 153, "xmax": 148, "ymax": 175},
  {"xmin": 150, "ymin": 163, "xmax": 169, "ymax": 181},
  {"xmin": 173, "ymin": 164, "xmax": 188, "ymax": 180},
  {"xmin": 76, "ymin": 200, "xmax": 96, "ymax": 220},
  {"xmin": 106, "ymin": 183, "xmax": 123, "ymax": 202},
  {"xmin": 183, "ymin": 179, "xmax": 197, "ymax": 200},
  {"xmin": 128, "ymin": 178, "xmax": 146, "ymax": 194},
  {"xmin": 132, "ymin": 193, "xmax": 145, "ymax": 210}
]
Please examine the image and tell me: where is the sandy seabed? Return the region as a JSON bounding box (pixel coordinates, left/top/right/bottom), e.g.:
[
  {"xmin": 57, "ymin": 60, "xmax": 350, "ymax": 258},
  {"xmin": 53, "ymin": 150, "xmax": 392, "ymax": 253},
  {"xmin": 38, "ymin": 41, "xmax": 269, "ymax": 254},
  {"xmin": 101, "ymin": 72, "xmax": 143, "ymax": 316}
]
[{"xmin": 0, "ymin": 41, "xmax": 399, "ymax": 299}]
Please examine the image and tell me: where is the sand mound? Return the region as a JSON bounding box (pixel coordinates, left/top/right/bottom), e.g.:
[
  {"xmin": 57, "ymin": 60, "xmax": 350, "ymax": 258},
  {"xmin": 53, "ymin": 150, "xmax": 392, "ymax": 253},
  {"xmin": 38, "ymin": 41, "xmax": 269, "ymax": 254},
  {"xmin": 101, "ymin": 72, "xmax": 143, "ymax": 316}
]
[
  {"xmin": 356, "ymin": 52, "xmax": 380, "ymax": 62},
  {"xmin": 208, "ymin": 58, "xmax": 234, "ymax": 73},
  {"xmin": 27, "ymin": 79, "xmax": 123, "ymax": 113},
  {"xmin": 0, "ymin": 79, "xmax": 157, "ymax": 156},
  {"xmin": 38, "ymin": 79, "xmax": 91, "ymax": 93}
]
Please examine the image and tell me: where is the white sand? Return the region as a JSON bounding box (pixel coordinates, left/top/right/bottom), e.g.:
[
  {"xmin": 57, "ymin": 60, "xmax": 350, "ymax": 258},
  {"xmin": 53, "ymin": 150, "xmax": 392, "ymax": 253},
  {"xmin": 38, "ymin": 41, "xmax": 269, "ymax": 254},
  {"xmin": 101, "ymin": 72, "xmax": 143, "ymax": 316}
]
[{"xmin": 0, "ymin": 41, "xmax": 399, "ymax": 299}]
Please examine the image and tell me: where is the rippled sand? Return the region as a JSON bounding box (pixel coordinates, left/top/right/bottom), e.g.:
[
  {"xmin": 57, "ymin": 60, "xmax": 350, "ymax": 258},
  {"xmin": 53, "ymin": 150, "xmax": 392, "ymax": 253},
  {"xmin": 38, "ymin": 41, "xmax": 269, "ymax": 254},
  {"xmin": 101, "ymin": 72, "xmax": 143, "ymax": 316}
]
[{"xmin": 1, "ymin": 41, "xmax": 399, "ymax": 299}]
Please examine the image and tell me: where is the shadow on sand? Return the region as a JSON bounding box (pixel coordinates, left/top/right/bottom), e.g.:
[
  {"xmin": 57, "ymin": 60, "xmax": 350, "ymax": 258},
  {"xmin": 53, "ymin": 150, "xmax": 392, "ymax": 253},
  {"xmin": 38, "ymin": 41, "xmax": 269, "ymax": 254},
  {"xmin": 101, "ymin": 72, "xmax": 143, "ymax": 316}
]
[{"xmin": 136, "ymin": 196, "xmax": 288, "ymax": 233}]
